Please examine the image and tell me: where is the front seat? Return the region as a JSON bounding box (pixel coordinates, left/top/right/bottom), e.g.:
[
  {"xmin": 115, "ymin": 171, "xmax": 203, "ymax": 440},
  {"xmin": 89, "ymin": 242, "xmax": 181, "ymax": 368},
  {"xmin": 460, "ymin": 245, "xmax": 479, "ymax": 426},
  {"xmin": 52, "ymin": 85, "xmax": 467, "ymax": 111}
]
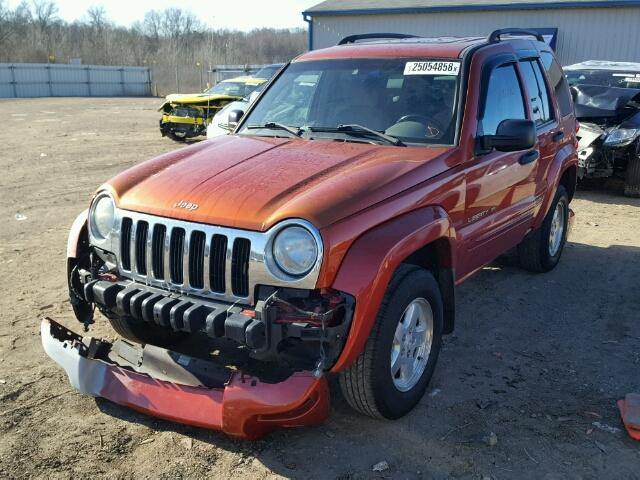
[{"xmin": 328, "ymin": 80, "xmax": 387, "ymax": 131}]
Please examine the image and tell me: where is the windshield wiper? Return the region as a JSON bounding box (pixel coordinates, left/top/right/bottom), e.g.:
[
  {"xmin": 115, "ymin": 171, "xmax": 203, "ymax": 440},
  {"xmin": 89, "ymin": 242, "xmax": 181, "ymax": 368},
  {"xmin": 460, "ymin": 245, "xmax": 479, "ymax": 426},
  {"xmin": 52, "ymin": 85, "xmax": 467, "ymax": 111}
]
[
  {"xmin": 246, "ymin": 122, "xmax": 302, "ymax": 138},
  {"xmin": 308, "ymin": 124, "xmax": 405, "ymax": 146}
]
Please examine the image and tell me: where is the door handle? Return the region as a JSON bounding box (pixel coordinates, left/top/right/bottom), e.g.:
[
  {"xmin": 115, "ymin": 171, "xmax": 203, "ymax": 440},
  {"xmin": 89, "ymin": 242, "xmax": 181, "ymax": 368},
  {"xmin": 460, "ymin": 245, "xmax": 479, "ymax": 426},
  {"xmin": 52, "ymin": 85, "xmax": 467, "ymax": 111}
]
[
  {"xmin": 519, "ymin": 150, "xmax": 540, "ymax": 165},
  {"xmin": 552, "ymin": 130, "xmax": 564, "ymax": 142}
]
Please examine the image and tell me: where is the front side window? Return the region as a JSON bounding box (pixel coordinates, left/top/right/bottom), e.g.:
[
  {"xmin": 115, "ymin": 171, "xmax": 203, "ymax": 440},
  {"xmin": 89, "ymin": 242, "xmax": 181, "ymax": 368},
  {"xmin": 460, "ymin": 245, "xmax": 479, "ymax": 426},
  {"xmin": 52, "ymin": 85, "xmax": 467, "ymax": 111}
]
[
  {"xmin": 254, "ymin": 65, "xmax": 282, "ymax": 80},
  {"xmin": 480, "ymin": 64, "xmax": 526, "ymax": 136},
  {"xmin": 207, "ymin": 82, "xmax": 260, "ymax": 97},
  {"xmin": 519, "ymin": 60, "xmax": 552, "ymax": 125},
  {"xmin": 239, "ymin": 58, "xmax": 461, "ymax": 146}
]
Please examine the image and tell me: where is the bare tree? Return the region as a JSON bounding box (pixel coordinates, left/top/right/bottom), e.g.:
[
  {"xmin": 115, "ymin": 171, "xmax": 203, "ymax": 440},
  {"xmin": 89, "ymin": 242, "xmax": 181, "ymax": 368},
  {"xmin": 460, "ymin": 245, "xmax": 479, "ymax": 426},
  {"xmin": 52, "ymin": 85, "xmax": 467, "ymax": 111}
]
[
  {"xmin": 87, "ymin": 5, "xmax": 107, "ymax": 31},
  {"xmin": 0, "ymin": 0, "xmax": 11, "ymax": 45},
  {"xmin": 32, "ymin": 0, "xmax": 57, "ymax": 32}
]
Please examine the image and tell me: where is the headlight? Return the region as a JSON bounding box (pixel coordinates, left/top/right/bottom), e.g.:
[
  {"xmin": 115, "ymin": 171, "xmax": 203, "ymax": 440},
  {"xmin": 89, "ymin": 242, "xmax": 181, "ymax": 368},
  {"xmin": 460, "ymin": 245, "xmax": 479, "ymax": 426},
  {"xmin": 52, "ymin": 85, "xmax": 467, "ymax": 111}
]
[
  {"xmin": 90, "ymin": 193, "xmax": 116, "ymax": 240},
  {"xmin": 603, "ymin": 128, "xmax": 639, "ymax": 146},
  {"xmin": 273, "ymin": 226, "xmax": 318, "ymax": 276}
]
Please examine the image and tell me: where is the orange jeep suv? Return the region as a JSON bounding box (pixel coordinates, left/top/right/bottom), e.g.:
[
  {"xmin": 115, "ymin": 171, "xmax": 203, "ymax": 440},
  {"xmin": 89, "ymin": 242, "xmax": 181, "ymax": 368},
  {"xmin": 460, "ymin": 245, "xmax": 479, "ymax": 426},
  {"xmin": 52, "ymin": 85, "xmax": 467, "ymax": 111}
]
[{"xmin": 44, "ymin": 29, "xmax": 578, "ymax": 439}]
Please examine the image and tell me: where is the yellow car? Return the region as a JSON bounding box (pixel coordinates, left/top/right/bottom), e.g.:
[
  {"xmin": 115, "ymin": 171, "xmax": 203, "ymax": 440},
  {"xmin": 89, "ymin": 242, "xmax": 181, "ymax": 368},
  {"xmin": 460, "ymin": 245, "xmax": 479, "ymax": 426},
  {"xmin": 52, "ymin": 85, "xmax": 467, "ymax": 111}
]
[{"xmin": 159, "ymin": 76, "xmax": 267, "ymax": 141}]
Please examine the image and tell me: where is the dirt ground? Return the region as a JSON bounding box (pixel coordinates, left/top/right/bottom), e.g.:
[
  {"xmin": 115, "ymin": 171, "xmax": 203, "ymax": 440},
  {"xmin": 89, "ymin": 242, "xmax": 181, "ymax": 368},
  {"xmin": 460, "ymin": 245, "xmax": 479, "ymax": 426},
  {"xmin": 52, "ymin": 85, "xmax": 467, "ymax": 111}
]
[{"xmin": 0, "ymin": 97, "xmax": 639, "ymax": 479}]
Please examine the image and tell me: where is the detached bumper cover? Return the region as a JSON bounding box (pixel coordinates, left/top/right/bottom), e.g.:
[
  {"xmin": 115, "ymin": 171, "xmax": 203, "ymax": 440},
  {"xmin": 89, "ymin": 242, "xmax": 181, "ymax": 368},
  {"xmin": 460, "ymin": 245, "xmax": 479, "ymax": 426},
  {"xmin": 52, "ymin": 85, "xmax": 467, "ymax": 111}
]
[
  {"xmin": 618, "ymin": 394, "xmax": 640, "ymax": 441},
  {"xmin": 40, "ymin": 318, "xmax": 329, "ymax": 440}
]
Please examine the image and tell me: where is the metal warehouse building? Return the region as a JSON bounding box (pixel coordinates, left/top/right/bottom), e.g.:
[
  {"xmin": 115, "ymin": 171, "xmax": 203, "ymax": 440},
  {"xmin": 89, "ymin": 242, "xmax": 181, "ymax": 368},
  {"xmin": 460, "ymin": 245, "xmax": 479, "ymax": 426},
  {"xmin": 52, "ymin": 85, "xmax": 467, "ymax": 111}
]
[{"xmin": 303, "ymin": 0, "xmax": 640, "ymax": 65}]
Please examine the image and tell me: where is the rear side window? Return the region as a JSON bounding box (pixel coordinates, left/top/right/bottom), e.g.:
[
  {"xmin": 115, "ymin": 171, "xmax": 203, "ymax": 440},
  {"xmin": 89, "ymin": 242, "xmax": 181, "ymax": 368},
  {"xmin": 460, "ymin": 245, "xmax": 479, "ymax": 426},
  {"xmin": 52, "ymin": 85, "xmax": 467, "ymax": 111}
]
[
  {"xmin": 540, "ymin": 52, "xmax": 574, "ymax": 117},
  {"xmin": 519, "ymin": 60, "xmax": 552, "ymax": 125},
  {"xmin": 481, "ymin": 64, "xmax": 526, "ymax": 136}
]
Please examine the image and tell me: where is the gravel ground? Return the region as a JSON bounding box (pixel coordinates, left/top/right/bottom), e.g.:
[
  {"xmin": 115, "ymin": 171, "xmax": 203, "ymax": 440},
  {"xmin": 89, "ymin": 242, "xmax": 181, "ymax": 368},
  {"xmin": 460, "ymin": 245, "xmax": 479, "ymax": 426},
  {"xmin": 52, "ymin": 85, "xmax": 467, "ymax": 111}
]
[{"xmin": 0, "ymin": 97, "xmax": 639, "ymax": 479}]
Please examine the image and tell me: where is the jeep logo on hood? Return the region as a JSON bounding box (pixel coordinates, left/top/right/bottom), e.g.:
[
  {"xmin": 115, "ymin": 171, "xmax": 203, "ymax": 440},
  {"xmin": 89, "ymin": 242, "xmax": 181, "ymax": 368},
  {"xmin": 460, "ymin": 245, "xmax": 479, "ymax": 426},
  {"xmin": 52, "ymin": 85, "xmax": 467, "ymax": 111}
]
[{"xmin": 174, "ymin": 200, "xmax": 199, "ymax": 211}]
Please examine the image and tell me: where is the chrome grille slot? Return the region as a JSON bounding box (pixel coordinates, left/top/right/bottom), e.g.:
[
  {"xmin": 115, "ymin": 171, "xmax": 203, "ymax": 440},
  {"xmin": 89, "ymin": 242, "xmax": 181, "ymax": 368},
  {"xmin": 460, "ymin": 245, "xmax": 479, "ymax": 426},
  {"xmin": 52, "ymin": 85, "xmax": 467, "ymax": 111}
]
[
  {"xmin": 189, "ymin": 231, "xmax": 206, "ymax": 289},
  {"xmin": 120, "ymin": 218, "xmax": 132, "ymax": 271},
  {"xmin": 231, "ymin": 238, "xmax": 251, "ymax": 297},
  {"xmin": 135, "ymin": 221, "xmax": 149, "ymax": 275},
  {"xmin": 151, "ymin": 224, "xmax": 166, "ymax": 279},
  {"xmin": 169, "ymin": 228, "xmax": 185, "ymax": 284},
  {"xmin": 210, "ymin": 234, "xmax": 227, "ymax": 293}
]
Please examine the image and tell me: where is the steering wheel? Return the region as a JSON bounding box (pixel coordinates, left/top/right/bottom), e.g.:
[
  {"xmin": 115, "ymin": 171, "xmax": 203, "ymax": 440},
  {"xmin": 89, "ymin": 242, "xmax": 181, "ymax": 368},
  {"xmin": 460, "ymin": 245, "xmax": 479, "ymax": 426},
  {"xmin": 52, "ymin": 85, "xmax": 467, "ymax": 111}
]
[{"xmin": 394, "ymin": 114, "xmax": 445, "ymax": 139}]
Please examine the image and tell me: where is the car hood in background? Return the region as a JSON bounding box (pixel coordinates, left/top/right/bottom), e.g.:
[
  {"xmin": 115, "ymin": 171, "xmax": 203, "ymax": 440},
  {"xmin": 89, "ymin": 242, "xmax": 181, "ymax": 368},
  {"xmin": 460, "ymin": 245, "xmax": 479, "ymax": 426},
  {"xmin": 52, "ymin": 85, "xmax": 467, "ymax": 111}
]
[
  {"xmin": 106, "ymin": 135, "xmax": 455, "ymax": 231},
  {"xmin": 572, "ymin": 84, "xmax": 640, "ymax": 119},
  {"xmin": 158, "ymin": 93, "xmax": 240, "ymax": 110}
]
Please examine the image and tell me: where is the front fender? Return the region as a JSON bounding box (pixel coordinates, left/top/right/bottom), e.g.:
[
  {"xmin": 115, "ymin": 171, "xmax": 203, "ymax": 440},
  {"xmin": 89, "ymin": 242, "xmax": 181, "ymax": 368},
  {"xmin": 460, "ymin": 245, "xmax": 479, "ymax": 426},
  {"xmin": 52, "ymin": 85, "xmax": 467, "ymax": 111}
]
[
  {"xmin": 67, "ymin": 210, "xmax": 88, "ymax": 259},
  {"xmin": 329, "ymin": 206, "xmax": 455, "ymax": 372},
  {"xmin": 67, "ymin": 210, "xmax": 92, "ymax": 324},
  {"xmin": 534, "ymin": 144, "xmax": 578, "ymax": 228}
]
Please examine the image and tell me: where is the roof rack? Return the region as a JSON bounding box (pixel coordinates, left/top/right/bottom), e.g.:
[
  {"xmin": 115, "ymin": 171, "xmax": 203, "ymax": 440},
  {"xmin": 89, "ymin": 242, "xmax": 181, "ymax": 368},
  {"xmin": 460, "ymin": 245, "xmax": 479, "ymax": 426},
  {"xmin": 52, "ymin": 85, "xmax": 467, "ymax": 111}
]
[
  {"xmin": 338, "ymin": 33, "xmax": 419, "ymax": 45},
  {"xmin": 488, "ymin": 28, "xmax": 544, "ymax": 43}
]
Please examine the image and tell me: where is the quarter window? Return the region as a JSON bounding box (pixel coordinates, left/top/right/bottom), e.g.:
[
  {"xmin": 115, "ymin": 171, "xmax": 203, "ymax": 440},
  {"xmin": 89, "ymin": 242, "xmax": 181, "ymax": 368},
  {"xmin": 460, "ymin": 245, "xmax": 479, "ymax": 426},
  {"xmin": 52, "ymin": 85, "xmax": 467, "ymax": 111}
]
[
  {"xmin": 520, "ymin": 60, "xmax": 552, "ymax": 125},
  {"xmin": 481, "ymin": 64, "xmax": 526, "ymax": 136},
  {"xmin": 540, "ymin": 52, "xmax": 574, "ymax": 117}
]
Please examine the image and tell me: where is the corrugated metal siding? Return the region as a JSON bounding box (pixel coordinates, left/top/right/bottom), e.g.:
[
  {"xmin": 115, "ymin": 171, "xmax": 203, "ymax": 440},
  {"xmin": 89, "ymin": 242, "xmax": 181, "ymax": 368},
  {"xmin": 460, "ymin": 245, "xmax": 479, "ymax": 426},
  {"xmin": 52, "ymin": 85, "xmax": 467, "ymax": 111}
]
[
  {"xmin": 311, "ymin": 6, "xmax": 640, "ymax": 65},
  {"xmin": 0, "ymin": 64, "xmax": 153, "ymax": 98}
]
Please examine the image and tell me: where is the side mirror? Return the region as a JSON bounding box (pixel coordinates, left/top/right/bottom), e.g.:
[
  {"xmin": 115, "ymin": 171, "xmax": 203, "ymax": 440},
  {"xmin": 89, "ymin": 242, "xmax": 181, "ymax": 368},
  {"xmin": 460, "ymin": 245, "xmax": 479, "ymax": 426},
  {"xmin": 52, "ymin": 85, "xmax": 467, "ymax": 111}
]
[
  {"xmin": 227, "ymin": 109, "xmax": 245, "ymax": 127},
  {"xmin": 481, "ymin": 119, "xmax": 536, "ymax": 152}
]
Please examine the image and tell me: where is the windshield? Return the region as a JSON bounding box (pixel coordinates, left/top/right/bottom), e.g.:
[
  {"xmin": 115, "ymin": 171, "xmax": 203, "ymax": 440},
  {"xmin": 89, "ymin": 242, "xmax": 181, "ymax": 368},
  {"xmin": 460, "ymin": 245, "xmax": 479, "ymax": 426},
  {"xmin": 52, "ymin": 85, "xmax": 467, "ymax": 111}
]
[
  {"xmin": 239, "ymin": 58, "xmax": 460, "ymax": 145},
  {"xmin": 206, "ymin": 81, "xmax": 261, "ymax": 97},
  {"xmin": 566, "ymin": 70, "xmax": 640, "ymax": 89}
]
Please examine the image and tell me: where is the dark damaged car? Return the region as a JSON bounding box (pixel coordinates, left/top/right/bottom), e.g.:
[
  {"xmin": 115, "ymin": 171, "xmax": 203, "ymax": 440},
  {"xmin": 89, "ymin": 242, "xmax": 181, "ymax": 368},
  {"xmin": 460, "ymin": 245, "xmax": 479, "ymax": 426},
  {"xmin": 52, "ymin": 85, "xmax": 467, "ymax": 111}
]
[{"xmin": 566, "ymin": 60, "xmax": 640, "ymax": 196}]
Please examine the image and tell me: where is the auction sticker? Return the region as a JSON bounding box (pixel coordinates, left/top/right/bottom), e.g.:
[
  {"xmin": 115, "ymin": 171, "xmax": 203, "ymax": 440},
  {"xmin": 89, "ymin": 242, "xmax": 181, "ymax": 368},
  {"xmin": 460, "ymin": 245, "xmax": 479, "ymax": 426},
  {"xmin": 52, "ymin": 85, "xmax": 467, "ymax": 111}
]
[{"xmin": 404, "ymin": 61, "xmax": 460, "ymax": 76}]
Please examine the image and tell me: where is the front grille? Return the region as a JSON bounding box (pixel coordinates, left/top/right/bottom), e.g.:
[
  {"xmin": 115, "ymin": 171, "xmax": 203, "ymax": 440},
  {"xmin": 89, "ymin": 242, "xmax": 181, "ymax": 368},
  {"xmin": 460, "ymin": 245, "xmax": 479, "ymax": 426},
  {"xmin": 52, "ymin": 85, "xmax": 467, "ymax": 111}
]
[
  {"xmin": 210, "ymin": 234, "xmax": 227, "ymax": 293},
  {"xmin": 189, "ymin": 231, "xmax": 206, "ymax": 289},
  {"xmin": 169, "ymin": 227, "xmax": 185, "ymax": 284},
  {"xmin": 231, "ymin": 238, "xmax": 250, "ymax": 297},
  {"xmin": 135, "ymin": 221, "xmax": 149, "ymax": 275},
  {"xmin": 118, "ymin": 215, "xmax": 251, "ymax": 300},
  {"xmin": 120, "ymin": 218, "xmax": 132, "ymax": 271},
  {"xmin": 151, "ymin": 224, "xmax": 166, "ymax": 279}
]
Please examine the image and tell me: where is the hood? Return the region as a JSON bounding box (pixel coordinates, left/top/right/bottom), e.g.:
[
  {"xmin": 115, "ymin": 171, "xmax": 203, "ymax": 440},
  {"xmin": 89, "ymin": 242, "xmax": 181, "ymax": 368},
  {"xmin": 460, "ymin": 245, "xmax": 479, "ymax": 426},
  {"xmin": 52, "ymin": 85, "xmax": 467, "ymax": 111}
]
[
  {"xmin": 106, "ymin": 135, "xmax": 454, "ymax": 231},
  {"xmin": 572, "ymin": 84, "xmax": 640, "ymax": 119},
  {"xmin": 565, "ymin": 60, "xmax": 640, "ymax": 72},
  {"xmin": 159, "ymin": 93, "xmax": 240, "ymax": 110}
]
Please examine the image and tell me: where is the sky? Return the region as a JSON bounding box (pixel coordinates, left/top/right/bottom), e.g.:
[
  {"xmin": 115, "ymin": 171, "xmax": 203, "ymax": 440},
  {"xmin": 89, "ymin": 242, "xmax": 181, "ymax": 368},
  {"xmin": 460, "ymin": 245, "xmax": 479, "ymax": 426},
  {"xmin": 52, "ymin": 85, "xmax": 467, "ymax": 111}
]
[{"xmin": 4, "ymin": 0, "xmax": 321, "ymax": 30}]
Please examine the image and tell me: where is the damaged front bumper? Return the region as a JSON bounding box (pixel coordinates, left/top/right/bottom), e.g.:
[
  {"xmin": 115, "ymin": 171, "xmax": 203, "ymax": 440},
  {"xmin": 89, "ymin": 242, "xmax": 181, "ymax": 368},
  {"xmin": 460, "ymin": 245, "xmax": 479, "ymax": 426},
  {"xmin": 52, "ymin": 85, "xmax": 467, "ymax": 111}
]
[
  {"xmin": 40, "ymin": 317, "xmax": 329, "ymax": 440},
  {"xmin": 159, "ymin": 118, "xmax": 207, "ymax": 139}
]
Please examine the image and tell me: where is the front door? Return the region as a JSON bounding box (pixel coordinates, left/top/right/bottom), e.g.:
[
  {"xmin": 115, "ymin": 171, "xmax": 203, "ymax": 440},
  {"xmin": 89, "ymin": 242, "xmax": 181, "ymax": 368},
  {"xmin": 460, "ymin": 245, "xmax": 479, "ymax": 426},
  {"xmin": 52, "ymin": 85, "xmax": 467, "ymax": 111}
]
[{"xmin": 458, "ymin": 59, "xmax": 540, "ymax": 278}]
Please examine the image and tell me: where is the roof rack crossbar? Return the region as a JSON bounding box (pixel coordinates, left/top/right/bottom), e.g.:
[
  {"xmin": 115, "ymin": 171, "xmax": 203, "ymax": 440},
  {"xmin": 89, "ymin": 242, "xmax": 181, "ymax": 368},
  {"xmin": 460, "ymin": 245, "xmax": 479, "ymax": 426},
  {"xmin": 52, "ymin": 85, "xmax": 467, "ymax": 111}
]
[
  {"xmin": 338, "ymin": 33, "xmax": 419, "ymax": 45},
  {"xmin": 488, "ymin": 28, "xmax": 544, "ymax": 43}
]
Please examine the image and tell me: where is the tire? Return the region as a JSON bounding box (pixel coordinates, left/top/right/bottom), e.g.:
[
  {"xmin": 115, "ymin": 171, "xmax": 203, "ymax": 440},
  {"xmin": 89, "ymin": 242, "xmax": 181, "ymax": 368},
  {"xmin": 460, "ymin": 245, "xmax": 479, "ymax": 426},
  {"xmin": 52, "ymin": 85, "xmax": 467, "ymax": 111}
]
[
  {"xmin": 165, "ymin": 131, "xmax": 187, "ymax": 143},
  {"xmin": 339, "ymin": 265, "xmax": 443, "ymax": 419},
  {"xmin": 624, "ymin": 153, "xmax": 640, "ymax": 198},
  {"xmin": 107, "ymin": 315, "xmax": 185, "ymax": 347},
  {"xmin": 517, "ymin": 185, "xmax": 569, "ymax": 273}
]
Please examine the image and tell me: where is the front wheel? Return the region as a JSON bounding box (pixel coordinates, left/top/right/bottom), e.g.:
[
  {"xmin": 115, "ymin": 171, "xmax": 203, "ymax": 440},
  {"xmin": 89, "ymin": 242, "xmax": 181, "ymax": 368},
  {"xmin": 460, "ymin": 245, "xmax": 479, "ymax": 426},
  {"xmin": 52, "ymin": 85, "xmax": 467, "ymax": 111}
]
[
  {"xmin": 164, "ymin": 131, "xmax": 187, "ymax": 142},
  {"xmin": 339, "ymin": 265, "xmax": 443, "ymax": 419},
  {"xmin": 517, "ymin": 185, "xmax": 569, "ymax": 272}
]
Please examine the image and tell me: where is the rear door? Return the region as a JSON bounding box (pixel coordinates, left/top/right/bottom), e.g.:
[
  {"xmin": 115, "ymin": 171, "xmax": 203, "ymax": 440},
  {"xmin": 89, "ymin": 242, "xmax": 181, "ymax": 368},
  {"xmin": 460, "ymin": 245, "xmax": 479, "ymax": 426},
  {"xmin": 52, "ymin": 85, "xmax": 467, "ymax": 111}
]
[
  {"xmin": 539, "ymin": 50, "xmax": 577, "ymax": 187},
  {"xmin": 458, "ymin": 54, "xmax": 540, "ymax": 278},
  {"xmin": 518, "ymin": 53, "xmax": 563, "ymax": 201}
]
